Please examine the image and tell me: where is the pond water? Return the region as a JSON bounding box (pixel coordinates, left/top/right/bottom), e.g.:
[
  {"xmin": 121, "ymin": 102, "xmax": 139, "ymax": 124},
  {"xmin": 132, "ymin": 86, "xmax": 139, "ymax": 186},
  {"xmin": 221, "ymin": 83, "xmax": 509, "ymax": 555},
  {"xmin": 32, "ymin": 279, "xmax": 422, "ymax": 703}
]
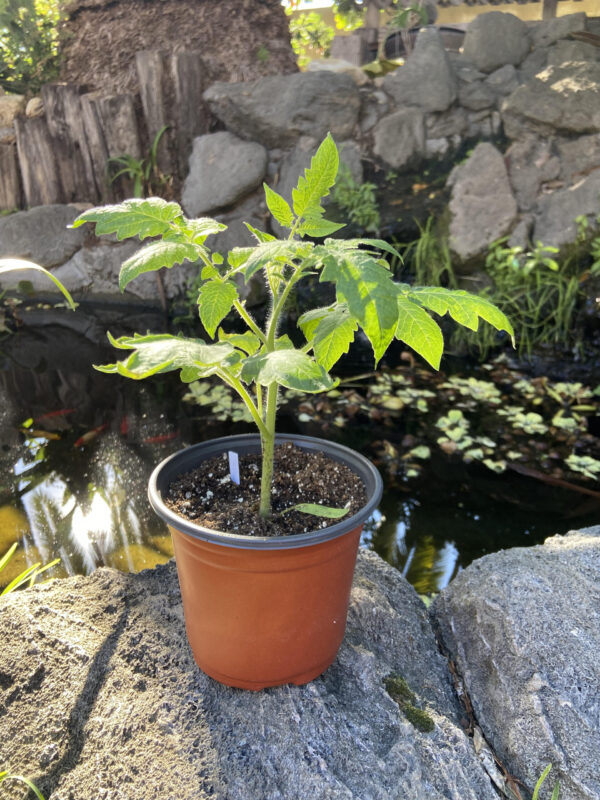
[{"xmin": 2, "ymin": 303, "xmax": 599, "ymax": 595}]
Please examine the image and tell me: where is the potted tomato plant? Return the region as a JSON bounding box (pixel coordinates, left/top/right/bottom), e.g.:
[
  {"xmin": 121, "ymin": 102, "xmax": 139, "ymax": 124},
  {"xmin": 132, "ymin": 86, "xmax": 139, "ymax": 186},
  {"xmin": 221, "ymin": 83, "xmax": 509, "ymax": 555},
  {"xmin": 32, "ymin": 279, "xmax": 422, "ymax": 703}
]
[{"xmin": 73, "ymin": 135, "xmax": 512, "ymax": 690}]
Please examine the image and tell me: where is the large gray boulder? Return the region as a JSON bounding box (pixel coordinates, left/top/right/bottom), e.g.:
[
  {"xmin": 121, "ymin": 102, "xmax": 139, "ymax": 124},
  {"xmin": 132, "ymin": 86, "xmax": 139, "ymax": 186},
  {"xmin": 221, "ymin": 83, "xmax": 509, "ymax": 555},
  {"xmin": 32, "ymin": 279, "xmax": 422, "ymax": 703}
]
[
  {"xmin": 383, "ymin": 28, "xmax": 458, "ymax": 113},
  {"xmin": 0, "ymin": 204, "xmax": 87, "ymax": 268},
  {"xmin": 502, "ymin": 61, "xmax": 600, "ymax": 138},
  {"xmin": 0, "ymin": 551, "xmax": 499, "ymax": 800},
  {"xmin": 204, "ymin": 72, "xmax": 360, "ymax": 149},
  {"xmin": 557, "ymin": 133, "xmax": 600, "ymax": 182},
  {"xmin": 462, "ymin": 12, "xmax": 530, "ymax": 73},
  {"xmin": 506, "ymin": 136, "xmax": 560, "ymax": 211},
  {"xmin": 528, "ymin": 12, "xmax": 587, "ymax": 49},
  {"xmin": 448, "ymin": 143, "xmax": 517, "ymax": 265},
  {"xmin": 533, "ymin": 171, "xmax": 600, "ymax": 248},
  {"xmin": 182, "ymin": 132, "xmax": 267, "ymax": 216},
  {"xmin": 433, "ymin": 526, "xmax": 600, "ymax": 800},
  {"xmin": 373, "ymin": 108, "xmax": 425, "ymax": 170}
]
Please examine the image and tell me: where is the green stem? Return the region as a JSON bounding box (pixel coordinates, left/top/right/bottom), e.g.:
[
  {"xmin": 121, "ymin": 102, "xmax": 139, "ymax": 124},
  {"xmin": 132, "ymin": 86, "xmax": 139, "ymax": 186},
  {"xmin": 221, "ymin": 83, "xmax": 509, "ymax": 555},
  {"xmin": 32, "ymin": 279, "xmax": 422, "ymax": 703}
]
[
  {"xmin": 259, "ymin": 383, "xmax": 278, "ymax": 518},
  {"xmin": 218, "ymin": 370, "xmax": 269, "ymax": 438},
  {"xmin": 233, "ymin": 300, "xmax": 267, "ymax": 345}
]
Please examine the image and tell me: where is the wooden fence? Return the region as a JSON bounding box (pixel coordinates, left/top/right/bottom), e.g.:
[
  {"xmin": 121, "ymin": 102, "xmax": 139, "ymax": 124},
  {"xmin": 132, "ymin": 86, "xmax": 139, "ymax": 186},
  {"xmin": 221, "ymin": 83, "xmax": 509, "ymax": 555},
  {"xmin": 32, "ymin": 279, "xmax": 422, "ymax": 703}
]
[{"xmin": 2, "ymin": 49, "xmax": 210, "ymax": 211}]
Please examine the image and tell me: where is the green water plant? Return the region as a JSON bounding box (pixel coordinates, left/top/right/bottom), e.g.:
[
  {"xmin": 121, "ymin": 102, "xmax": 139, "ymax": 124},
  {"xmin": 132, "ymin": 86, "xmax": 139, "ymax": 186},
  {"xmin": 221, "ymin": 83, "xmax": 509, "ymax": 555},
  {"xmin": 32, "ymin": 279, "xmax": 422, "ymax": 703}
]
[
  {"xmin": 331, "ymin": 164, "xmax": 381, "ymax": 234},
  {"xmin": 0, "ymin": 769, "xmax": 45, "ymax": 800},
  {"xmin": 531, "ymin": 764, "xmax": 560, "ymax": 800},
  {"xmin": 73, "ymin": 135, "xmax": 513, "ymax": 520},
  {"xmin": 0, "ymin": 543, "xmax": 60, "ymax": 595},
  {"xmin": 108, "ymin": 125, "xmax": 171, "ymax": 199},
  {"xmin": 0, "ymin": 258, "xmax": 77, "ymax": 310}
]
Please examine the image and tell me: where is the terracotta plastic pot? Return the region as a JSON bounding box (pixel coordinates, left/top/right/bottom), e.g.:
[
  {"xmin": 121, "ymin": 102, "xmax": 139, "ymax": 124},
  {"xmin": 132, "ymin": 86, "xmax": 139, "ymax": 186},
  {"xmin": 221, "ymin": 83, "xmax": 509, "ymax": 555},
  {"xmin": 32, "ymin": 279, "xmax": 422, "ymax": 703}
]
[{"xmin": 148, "ymin": 433, "xmax": 382, "ymax": 690}]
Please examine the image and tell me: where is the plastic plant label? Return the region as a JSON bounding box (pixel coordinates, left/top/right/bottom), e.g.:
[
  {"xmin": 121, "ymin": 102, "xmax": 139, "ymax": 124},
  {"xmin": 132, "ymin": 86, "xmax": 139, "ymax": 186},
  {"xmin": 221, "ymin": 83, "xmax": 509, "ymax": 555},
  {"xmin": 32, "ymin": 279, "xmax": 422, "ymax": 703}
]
[{"xmin": 228, "ymin": 450, "xmax": 240, "ymax": 485}]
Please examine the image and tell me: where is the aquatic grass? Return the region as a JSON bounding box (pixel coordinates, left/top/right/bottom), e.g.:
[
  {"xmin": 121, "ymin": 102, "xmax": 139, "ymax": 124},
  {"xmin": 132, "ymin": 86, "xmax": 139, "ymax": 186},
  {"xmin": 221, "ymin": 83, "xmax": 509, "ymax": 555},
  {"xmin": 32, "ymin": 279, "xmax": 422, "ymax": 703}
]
[
  {"xmin": 0, "ymin": 769, "xmax": 46, "ymax": 800},
  {"xmin": 0, "ymin": 543, "xmax": 60, "ymax": 595}
]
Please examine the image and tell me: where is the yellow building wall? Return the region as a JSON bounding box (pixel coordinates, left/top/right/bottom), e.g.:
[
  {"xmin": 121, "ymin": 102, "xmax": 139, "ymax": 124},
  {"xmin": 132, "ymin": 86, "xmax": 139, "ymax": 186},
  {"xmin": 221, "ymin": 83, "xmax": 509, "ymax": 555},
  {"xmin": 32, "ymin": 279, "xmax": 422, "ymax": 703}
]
[{"xmin": 292, "ymin": 0, "xmax": 600, "ymax": 29}]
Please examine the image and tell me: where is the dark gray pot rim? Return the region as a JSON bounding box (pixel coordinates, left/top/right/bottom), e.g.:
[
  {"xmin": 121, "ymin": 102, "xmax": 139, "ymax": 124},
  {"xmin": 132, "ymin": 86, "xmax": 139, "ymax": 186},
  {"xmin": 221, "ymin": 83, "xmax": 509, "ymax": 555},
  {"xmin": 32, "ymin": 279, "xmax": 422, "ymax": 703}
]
[{"xmin": 148, "ymin": 433, "xmax": 383, "ymax": 550}]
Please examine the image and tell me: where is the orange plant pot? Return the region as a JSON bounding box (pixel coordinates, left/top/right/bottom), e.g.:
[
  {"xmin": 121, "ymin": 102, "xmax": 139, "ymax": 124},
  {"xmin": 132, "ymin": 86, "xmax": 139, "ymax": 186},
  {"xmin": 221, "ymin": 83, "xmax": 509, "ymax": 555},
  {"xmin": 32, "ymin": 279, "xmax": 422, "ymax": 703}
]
[{"xmin": 148, "ymin": 434, "xmax": 382, "ymax": 690}]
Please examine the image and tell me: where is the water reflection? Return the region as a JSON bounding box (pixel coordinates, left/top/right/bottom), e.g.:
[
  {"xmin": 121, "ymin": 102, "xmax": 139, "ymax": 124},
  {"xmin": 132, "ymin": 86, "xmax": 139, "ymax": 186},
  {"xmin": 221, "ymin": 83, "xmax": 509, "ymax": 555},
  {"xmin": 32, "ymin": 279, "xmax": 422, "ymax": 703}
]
[{"xmin": 1, "ymin": 306, "xmax": 598, "ymax": 593}]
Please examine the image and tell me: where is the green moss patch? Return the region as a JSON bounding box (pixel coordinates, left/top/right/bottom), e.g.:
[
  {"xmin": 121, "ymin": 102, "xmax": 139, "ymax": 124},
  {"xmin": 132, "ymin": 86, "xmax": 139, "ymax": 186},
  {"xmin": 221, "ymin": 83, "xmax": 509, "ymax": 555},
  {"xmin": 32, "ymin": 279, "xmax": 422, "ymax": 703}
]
[{"xmin": 384, "ymin": 673, "xmax": 435, "ymax": 733}]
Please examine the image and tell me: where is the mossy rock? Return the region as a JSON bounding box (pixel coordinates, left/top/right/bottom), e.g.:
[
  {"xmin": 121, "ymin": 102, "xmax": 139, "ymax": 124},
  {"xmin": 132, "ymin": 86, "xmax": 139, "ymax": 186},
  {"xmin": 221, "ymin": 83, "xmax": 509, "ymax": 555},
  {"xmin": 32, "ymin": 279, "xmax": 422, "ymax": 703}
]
[{"xmin": 384, "ymin": 673, "xmax": 435, "ymax": 733}]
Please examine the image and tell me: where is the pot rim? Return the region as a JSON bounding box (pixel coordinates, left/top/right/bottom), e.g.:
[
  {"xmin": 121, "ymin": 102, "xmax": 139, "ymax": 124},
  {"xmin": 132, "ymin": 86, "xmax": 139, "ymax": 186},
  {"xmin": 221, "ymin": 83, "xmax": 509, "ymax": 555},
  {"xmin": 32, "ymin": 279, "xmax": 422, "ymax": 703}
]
[{"xmin": 148, "ymin": 433, "xmax": 383, "ymax": 550}]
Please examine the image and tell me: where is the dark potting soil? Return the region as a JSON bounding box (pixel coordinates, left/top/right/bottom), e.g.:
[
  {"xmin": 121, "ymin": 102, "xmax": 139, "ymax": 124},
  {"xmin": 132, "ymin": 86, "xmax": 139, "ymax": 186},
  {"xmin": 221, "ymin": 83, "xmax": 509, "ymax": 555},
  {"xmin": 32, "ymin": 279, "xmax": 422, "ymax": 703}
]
[{"xmin": 165, "ymin": 442, "xmax": 367, "ymax": 537}]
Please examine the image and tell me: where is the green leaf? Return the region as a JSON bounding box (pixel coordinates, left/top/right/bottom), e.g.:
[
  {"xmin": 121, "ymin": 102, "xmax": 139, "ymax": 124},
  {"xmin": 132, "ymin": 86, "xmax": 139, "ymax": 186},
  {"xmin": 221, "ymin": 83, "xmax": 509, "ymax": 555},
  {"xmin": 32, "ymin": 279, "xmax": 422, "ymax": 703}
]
[
  {"xmin": 318, "ymin": 237, "xmax": 401, "ymax": 263},
  {"xmin": 297, "ymin": 217, "xmax": 345, "ymax": 238},
  {"xmin": 298, "ymin": 305, "xmax": 334, "ymax": 340},
  {"xmin": 201, "ymin": 264, "xmax": 220, "ymax": 280},
  {"xmin": 72, "ymin": 198, "xmax": 183, "ymax": 240},
  {"xmin": 227, "ymin": 247, "xmax": 254, "ymax": 270},
  {"xmin": 532, "ymin": 765, "xmax": 553, "ymax": 800},
  {"xmin": 119, "ymin": 241, "xmax": 203, "ymax": 291},
  {"xmin": 0, "ymin": 542, "xmax": 17, "ymax": 572},
  {"xmin": 407, "ymin": 287, "xmax": 514, "ymax": 344},
  {"xmin": 263, "ymin": 183, "xmax": 294, "ymax": 229},
  {"xmin": 292, "ymin": 133, "xmax": 339, "ymax": 222},
  {"xmin": 240, "ymin": 350, "xmax": 335, "ymax": 392},
  {"xmin": 310, "ymin": 304, "xmax": 358, "ymax": 372},
  {"xmin": 197, "ymin": 281, "xmax": 239, "ymax": 338},
  {"xmin": 321, "ymin": 251, "xmax": 399, "ymax": 364},
  {"xmin": 183, "ymin": 217, "xmax": 227, "ymax": 244},
  {"xmin": 283, "ymin": 503, "xmax": 349, "ymax": 518},
  {"xmin": 97, "ymin": 332, "xmax": 237, "ymax": 380},
  {"xmin": 396, "ymin": 295, "xmax": 444, "ymax": 370},
  {"xmin": 0, "ymin": 258, "xmax": 77, "ymax": 310},
  {"xmin": 245, "ymin": 222, "xmax": 277, "ymax": 243},
  {"xmin": 230, "ymin": 240, "xmax": 314, "ymax": 281},
  {"xmin": 217, "ymin": 329, "xmax": 261, "ymax": 356}
]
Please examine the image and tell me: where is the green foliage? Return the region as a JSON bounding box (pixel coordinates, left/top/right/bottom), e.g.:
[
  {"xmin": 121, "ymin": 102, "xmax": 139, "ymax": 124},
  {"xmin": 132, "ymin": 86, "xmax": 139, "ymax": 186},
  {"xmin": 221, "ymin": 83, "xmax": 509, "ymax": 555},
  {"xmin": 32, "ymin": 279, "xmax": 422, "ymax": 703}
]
[
  {"xmin": 0, "ymin": 0, "xmax": 61, "ymax": 94},
  {"xmin": 455, "ymin": 236, "xmax": 583, "ymax": 358},
  {"xmin": 0, "ymin": 769, "xmax": 46, "ymax": 800},
  {"xmin": 531, "ymin": 764, "xmax": 560, "ymax": 800},
  {"xmin": 397, "ymin": 218, "xmax": 457, "ymax": 288},
  {"xmin": 107, "ymin": 126, "xmax": 171, "ymax": 199},
  {"xmin": 1, "ymin": 542, "xmax": 60, "ymax": 595},
  {"xmin": 287, "ymin": 10, "xmax": 335, "ymax": 68},
  {"xmin": 331, "ymin": 164, "xmax": 381, "ymax": 234},
  {"xmin": 75, "ymin": 135, "xmax": 512, "ymax": 520},
  {"xmin": 283, "ymin": 502, "xmax": 349, "ymax": 518},
  {"xmin": 0, "ymin": 258, "xmax": 77, "ymax": 310}
]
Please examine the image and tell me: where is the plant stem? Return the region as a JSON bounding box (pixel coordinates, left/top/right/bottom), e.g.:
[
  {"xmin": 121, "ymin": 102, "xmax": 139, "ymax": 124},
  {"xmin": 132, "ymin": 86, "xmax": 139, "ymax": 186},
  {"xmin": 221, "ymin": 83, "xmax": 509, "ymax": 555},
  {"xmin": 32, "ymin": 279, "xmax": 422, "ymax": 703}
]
[
  {"xmin": 259, "ymin": 383, "xmax": 278, "ymax": 518},
  {"xmin": 233, "ymin": 300, "xmax": 267, "ymax": 344}
]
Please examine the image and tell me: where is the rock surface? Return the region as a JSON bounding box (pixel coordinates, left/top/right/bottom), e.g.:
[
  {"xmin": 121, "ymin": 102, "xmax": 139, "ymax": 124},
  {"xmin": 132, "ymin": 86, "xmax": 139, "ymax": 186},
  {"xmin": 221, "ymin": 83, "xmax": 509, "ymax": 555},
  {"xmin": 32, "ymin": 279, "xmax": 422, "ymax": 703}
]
[
  {"xmin": 461, "ymin": 12, "xmax": 530, "ymax": 73},
  {"xmin": 383, "ymin": 29, "xmax": 458, "ymax": 112},
  {"xmin": 448, "ymin": 143, "xmax": 517, "ymax": 265},
  {"xmin": 528, "ymin": 12, "xmax": 587, "ymax": 49},
  {"xmin": 0, "ymin": 94, "xmax": 25, "ymax": 127},
  {"xmin": 204, "ymin": 71, "xmax": 360, "ymax": 149},
  {"xmin": 533, "ymin": 171, "xmax": 600, "ymax": 248},
  {"xmin": 0, "ymin": 551, "xmax": 499, "ymax": 800},
  {"xmin": 502, "ymin": 61, "xmax": 600, "ymax": 138},
  {"xmin": 433, "ymin": 526, "xmax": 600, "ymax": 800},
  {"xmin": 182, "ymin": 131, "xmax": 268, "ymax": 216},
  {"xmin": 0, "ymin": 204, "xmax": 87, "ymax": 267},
  {"xmin": 373, "ymin": 108, "xmax": 425, "ymax": 170}
]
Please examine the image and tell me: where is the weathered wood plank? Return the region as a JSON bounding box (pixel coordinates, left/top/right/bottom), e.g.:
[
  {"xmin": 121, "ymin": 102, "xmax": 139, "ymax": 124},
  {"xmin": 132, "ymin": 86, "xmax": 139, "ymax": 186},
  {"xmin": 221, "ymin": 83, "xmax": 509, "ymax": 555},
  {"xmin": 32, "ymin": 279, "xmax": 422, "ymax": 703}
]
[
  {"xmin": 15, "ymin": 116, "xmax": 64, "ymax": 207},
  {"xmin": 81, "ymin": 92, "xmax": 141, "ymax": 200},
  {"xmin": 170, "ymin": 51, "xmax": 210, "ymax": 177},
  {"xmin": 0, "ymin": 142, "xmax": 21, "ymax": 211},
  {"xmin": 135, "ymin": 50, "xmax": 172, "ymax": 174},
  {"xmin": 80, "ymin": 92, "xmax": 111, "ymax": 200},
  {"xmin": 42, "ymin": 83, "xmax": 100, "ymax": 202},
  {"xmin": 95, "ymin": 94, "xmax": 141, "ymax": 160}
]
